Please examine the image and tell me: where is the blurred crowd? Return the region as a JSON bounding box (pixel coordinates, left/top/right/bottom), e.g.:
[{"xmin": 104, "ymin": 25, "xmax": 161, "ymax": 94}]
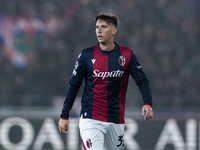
[{"xmin": 0, "ymin": 0, "xmax": 199, "ymax": 112}]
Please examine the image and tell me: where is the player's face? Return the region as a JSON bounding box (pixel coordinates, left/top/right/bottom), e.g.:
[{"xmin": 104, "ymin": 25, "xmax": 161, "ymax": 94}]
[{"xmin": 95, "ymin": 20, "xmax": 117, "ymax": 45}]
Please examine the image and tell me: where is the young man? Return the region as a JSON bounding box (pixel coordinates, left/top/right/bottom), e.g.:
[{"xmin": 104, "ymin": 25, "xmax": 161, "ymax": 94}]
[{"xmin": 58, "ymin": 12, "xmax": 153, "ymax": 150}]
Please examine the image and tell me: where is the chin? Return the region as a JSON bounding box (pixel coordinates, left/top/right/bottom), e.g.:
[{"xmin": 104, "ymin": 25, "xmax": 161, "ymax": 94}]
[{"xmin": 99, "ymin": 41, "xmax": 106, "ymax": 45}]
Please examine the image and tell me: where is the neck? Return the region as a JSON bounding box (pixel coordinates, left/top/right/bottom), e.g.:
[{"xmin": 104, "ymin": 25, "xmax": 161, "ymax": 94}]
[{"xmin": 99, "ymin": 42, "xmax": 115, "ymax": 51}]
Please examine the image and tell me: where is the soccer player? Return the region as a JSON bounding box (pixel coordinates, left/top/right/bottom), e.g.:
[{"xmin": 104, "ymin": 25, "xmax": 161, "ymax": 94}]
[{"xmin": 58, "ymin": 12, "xmax": 153, "ymax": 150}]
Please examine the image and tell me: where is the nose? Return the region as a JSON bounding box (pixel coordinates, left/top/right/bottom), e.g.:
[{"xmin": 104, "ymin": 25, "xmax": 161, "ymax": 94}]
[{"xmin": 96, "ymin": 27, "xmax": 101, "ymax": 33}]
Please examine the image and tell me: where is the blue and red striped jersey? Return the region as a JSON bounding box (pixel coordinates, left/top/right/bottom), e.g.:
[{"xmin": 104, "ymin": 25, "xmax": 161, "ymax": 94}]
[{"xmin": 61, "ymin": 43, "xmax": 152, "ymax": 124}]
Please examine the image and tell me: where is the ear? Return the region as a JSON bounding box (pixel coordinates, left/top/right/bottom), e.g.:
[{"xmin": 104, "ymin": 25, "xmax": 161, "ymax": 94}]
[{"xmin": 112, "ymin": 27, "xmax": 117, "ymax": 36}]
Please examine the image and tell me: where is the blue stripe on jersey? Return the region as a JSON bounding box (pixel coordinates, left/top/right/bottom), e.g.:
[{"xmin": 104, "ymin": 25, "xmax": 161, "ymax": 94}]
[{"xmin": 80, "ymin": 46, "xmax": 94, "ymax": 119}]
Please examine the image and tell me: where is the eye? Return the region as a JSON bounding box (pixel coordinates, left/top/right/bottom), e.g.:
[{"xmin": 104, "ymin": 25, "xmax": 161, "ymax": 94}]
[{"xmin": 102, "ymin": 25, "xmax": 107, "ymax": 28}]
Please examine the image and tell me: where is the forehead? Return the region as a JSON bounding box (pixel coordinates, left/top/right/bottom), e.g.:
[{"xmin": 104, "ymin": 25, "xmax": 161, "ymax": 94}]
[{"xmin": 96, "ymin": 19, "xmax": 110, "ymax": 26}]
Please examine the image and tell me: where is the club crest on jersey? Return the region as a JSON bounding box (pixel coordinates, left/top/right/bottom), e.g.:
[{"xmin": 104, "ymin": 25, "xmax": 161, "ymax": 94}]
[
  {"xmin": 118, "ymin": 56, "xmax": 126, "ymax": 66},
  {"xmin": 86, "ymin": 139, "xmax": 92, "ymax": 148}
]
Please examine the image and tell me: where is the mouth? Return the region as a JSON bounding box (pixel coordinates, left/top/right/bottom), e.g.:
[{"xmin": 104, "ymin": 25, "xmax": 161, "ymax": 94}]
[{"xmin": 97, "ymin": 35, "xmax": 103, "ymax": 39}]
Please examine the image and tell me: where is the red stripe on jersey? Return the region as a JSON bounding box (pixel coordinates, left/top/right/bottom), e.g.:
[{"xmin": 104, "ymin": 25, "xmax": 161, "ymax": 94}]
[
  {"xmin": 92, "ymin": 45, "xmax": 108, "ymax": 122},
  {"xmin": 118, "ymin": 46, "xmax": 132, "ymax": 123}
]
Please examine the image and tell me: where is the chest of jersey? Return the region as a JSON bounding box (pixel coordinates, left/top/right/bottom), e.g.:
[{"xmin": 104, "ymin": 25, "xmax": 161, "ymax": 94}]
[{"xmin": 87, "ymin": 49, "xmax": 129, "ymax": 80}]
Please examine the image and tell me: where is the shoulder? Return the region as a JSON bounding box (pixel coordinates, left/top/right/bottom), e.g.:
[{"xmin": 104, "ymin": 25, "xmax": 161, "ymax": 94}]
[
  {"xmin": 116, "ymin": 43, "xmax": 133, "ymax": 57},
  {"xmin": 82, "ymin": 45, "xmax": 96, "ymax": 54},
  {"xmin": 117, "ymin": 44, "xmax": 133, "ymax": 54},
  {"xmin": 77, "ymin": 45, "xmax": 96, "ymax": 60}
]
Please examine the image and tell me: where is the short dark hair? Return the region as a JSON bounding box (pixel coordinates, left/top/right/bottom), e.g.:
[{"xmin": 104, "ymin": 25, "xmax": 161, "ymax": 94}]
[{"xmin": 94, "ymin": 12, "xmax": 119, "ymax": 28}]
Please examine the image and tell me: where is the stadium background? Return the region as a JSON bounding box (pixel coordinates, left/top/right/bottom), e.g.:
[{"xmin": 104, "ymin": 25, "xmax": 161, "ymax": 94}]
[{"xmin": 0, "ymin": 0, "xmax": 199, "ymax": 150}]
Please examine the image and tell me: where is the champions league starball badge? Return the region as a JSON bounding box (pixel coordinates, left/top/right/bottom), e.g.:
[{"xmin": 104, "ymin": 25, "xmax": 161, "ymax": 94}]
[{"xmin": 118, "ymin": 56, "xmax": 126, "ymax": 66}]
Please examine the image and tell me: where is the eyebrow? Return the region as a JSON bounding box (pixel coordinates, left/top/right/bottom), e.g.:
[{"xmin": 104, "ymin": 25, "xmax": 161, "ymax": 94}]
[{"xmin": 96, "ymin": 24, "xmax": 109, "ymax": 28}]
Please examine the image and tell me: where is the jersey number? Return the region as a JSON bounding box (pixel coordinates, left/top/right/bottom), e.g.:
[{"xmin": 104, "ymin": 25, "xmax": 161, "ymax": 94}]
[{"xmin": 117, "ymin": 135, "xmax": 124, "ymax": 147}]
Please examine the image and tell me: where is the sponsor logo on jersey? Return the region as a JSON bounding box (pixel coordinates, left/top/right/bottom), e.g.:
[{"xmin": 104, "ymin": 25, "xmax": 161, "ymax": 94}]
[
  {"xmin": 118, "ymin": 56, "xmax": 126, "ymax": 66},
  {"xmin": 91, "ymin": 59, "xmax": 96, "ymax": 64},
  {"xmin": 92, "ymin": 69, "xmax": 124, "ymax": 79}
]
